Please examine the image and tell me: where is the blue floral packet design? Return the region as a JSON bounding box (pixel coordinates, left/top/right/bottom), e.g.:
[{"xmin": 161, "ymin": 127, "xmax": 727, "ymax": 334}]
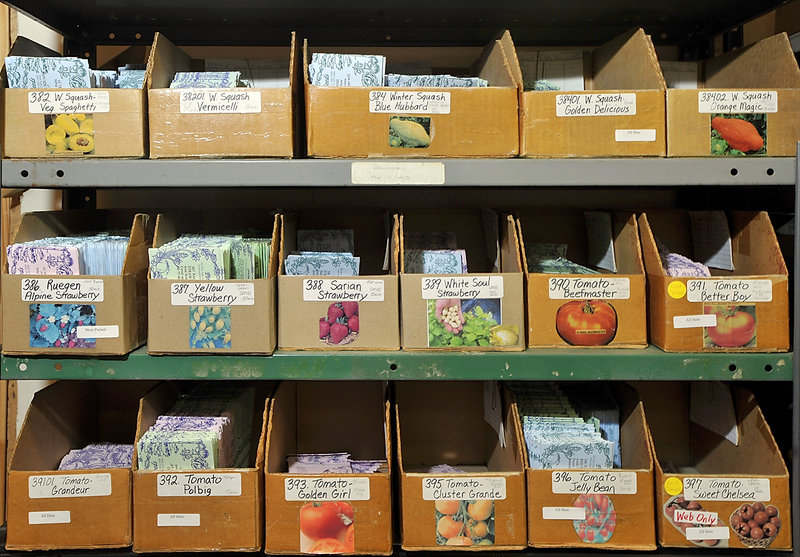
[
  {"xmin": 189, "ymin": 306, "xmax": 231, "ymax": 349},
  {"xmin": 169, "ymin": 71, "xmax": 243, "ymax": 88},
  {"xmin": 30, "ymin": 303, "xmax": 96, "ymax": 348},
  {"xmin": 5, "ymin": 56, "xmax": 91, "ymax": 88}
]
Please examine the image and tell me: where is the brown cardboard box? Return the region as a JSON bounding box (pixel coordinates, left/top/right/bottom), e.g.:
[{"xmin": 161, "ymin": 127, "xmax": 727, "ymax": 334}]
[
  {"xmin": 132, "ymin": 381, "xmax": 271, "ymax": 552},
  {"xmin": 6, "ymin": 380, "xmax": 158, "ymax": 550},
  {"xmin": 666, "ymin": 33, "xmax": 800, "ymax": 157},
  {"xmin": 515, "ymin": 384, "xmax": 655, "ymax": 550},
  {"xmin": 517, "ymin": 210, "xmax": 647, "ymax": 348},
  {"xmin": 305, "ymin": 31, "xmax": 520, "ymax": 158},
  {"xmin": 399, "ymin": 209, "xmax": 525, "ymax": 350},
  {"xmin": 1, "ymin": 210, "xmax": 152, "ymax": 356},
  {"xmin": 278, "ymin": 210, "xmax": 399, "ymax": 350},
  {"xmin": 511, "ymin": 28, "xmax": 666, "ymax": 157},
  {"xmin": 395, "ymin": 381, "xmax": 527, "ymax": 550},
  {"xmin": 2, "ymin": 37, "xmax": 147, "ymax": 158},
  {"xmin": 146, "ymin": 32, "xmax": 297, "ymax": 158},
  {"xmin": 639, "ymin": 210, "xmax": 789, "ymax": 352},
  {"xmin": 147, "ymin": 210, "xmax": 279, "ymax": 355},
  {"xmin": 264, "ymin": 381, "xmax": 392, "ymax": 555},
  {"xmin": 639, "ymin": 383, "xmax": 792, "ymax": 550}
]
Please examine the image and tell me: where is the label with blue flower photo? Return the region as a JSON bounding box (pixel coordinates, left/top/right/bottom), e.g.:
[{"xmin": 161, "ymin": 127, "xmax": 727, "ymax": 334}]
[{"xmin": 29, "ymin": 303, "xmax": 97, "ymax": 348}]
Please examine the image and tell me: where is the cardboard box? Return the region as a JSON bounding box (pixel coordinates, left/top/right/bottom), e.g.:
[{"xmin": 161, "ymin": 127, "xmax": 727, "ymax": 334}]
[
  {"xmin": 1, "ymin": 210, "xmax": 152, "ymax": 356},
  {"xmin": 639, "ymin": 210, "xmax": 789, "ymax": 352},
  {"xmin": 517, "ymin": 210, "xmax": 647, "ymax": 348},
  {"xmin": 2, "ymin": 36, "xmax": 147, "ymax": 158},
  {"xmin": 278, "ymin": 210, "xmax": 399, "ymax": 350},
  {"xmin": 304, "ymin": 31, "xmax": 520, "ymax": 158},
  {"xmin": 264, "ymin": 381, "xmax": 393, "ymax": 555},
  {"xmin": 6, "ymin": 380, "xmax": 158, "ymax": 550},
  {"xmin": 147, "ymin": 210, "xmax": 279, "ymax": 355},
  {"xmin": 132, "ymin": 381, "xmax": 271, "ymax": 552},
  {"xmin": 147, "ymin": 32, "xmax": 297, "ymax": 158},
  {"xmin": 515, "ymin": 384, "xmax": 655, "ymax": 550},
  {"xmin": 511, "ymin": 28, "xmax": 667, "ymax": 157},
  {"xmin": 394, "ymin": 381, "xmax": 527, "ymax": 550},
  {"xmin": 666, "ymin": 33, "xmax": 800, "ymax": 157},
  {"xmin": 639, "ymin": 383, "xmax": 792, "ymax": 550},
  {"xmin": 399, "ymin": 209, "xmax": 525, "ymax": 350}
]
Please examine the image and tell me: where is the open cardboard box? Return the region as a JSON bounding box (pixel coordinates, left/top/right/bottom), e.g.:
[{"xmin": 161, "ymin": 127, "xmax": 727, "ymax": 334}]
[
  {"xmin": 304, "ymin": 31, "xmax": 520, "ymax": 158},
  {"xmin": 278, "ymin": 210, "xmax": 400, "ymax": 350},
  {"xmin": 146, "ymin": 32, "xmax": 298, "ymax": 158},
  {"xmin": 666, "ymin": 32, "xmax": 800, "ymax": 157},
  {"xmin": 510, "ymin": 28, "xmax": 666, "ymax": 158},
  {"xmin": 1, "ymin": 210, "xmax": 152, "ymax": 356},
  {"xmin": 264, "ymin": 381, "xmax": 393, "ymax": 555},
  {"xmin": 399, "ymin": 209, "xmax": 525, "ymax": 350},
  {"xmin": 147, "ymin": 210, "xmax": 279, "ymax": 355},
  {"xmin": 1, "ymin": 36, "xmax": 147, "ymax": 158},
  {"xmin": 638, "ymin": 382, "xmax": 792, "ymax": 550},
  {"xmin": 395, "ymin": 381, "xmax": 527, "ymax": 550},
  {"xmin": 132, "ymin": 381, "xmax": 272, "ymax": 552},
  {"xmin": 639, "ymin": 210, "xmax": 789, "ymax": 352},
  {"xmin": 6, "ymin": 380, "xmax": 158, "ymax": 550},
  {"xmin": 517, "ymin": 210, "xmax": 647, "ymax": 348}
]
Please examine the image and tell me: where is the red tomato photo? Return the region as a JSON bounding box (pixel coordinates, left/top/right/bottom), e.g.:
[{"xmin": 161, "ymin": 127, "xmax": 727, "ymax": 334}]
[
  {"xmin": 300, "ymin": 501, "xmax": 354, "ymax": 554},
  {"xmin": 556, "ymin": 300, "xmax": 618, "ymax": 346},
  {"xmin": 704, "ymin": 305, "xmax": 756, "ymax": 347}
]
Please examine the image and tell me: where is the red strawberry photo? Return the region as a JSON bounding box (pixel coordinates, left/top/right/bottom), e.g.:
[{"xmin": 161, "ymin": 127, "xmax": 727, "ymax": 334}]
[{"xmin": 319, "ymin": 302, "xmax": 359, "ymax": 345}]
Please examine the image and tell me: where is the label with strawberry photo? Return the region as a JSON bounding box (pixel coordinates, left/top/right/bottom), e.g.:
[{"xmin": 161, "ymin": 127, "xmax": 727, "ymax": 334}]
[
  {"xmin": 702, "ymin": 304, "xmax": 756, "ymax": 349},
  {"xmin": 299, "ymin": 501, "xmax": 354, "ymax": 554},
  {"xmin": 319, "ymin": 302, "xmax": 359, "ymax": 346}
]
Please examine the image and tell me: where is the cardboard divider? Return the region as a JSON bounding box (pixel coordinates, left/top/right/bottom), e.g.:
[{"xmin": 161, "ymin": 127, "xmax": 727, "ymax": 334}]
[
  {"xmin": 1, "ymin": 210, "xmax": 153, "ymax": 356},
  {"xmin": 264, "ymin": 381, "xmax": 393, "ymax": 555}
]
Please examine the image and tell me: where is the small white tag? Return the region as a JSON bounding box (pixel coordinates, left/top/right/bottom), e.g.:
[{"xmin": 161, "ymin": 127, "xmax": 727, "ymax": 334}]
[
  {"xmin": 422, "ymin": 477, "xmax": 506, "ymax": 500},
  {"xmin": 351, "ymin": 162, "xmax": 445, "ymax": 185},
  {"xmin": 157, "ymin": 473, "xmax": 242, "ymax": 497},
  {"xmin": 179, "ymin": 89, "xmax": 261, "ymax": 113},
  {"xmin": 157, "ymin": 513, "xmax": 200, "ymax": 527},
  {"xmin": 673, "ymin": 314, "xmax": 717, "ymax": 329},
  {"xmin": 28, "ymin": 90, "xmax": 110, "ymax": 113},
  {"xmin": 21, "ymin": 278, "xmax": 104, "ymax": 303},
  {"xmin": 698, "ymin": 91, "xmax": 778, "ymax": 113},
  {"xmin": 685, "ymin": 527, "xmax": 730, "ymax": 541},
  {"xmin": 542, "ymin": 506, "xmax": 586, "ymax": 520},
  {"xmin": 615, "ymin": 129, "xmax": 656, "ymax": 142},
  {"xmin": 28, "ymin": 510, "xmax": 70, "ymax": 524},
  {"xmin": 29, "ymin": 473, "xmax": 112, "ymax": 498},
  {"xmin": 683, "ymin": 477, "xmax": 770, "ymax": 501},
  {"xmin": 674, "ymin": 510, "xmax": 719, "ymax": 525},
  {"xmin": 551, "ymin": 471, "xmax": 637, "ymax": 495},
  {"xmin": 548, "ymin": 277, "xmax": 630, "ymax": 300},
  {"xmin": 556, "ymin": 93, "xmax": 636, "ymax": 117},
  {"xmin": 369, "ymin": 90, "xmax": 450, "ymax": 113},
  {"xmin": 284, "ymin": 477, "xmax": 371, "ymax": 501},
  {"xmin": 303, "ymin": 279, "xmax": 385, "ymax": 302},
  {"xmin": 420, "ymin": 275, "xmax": 503, "ymax": 300},
  {"xmin": 76, "ymin": 325, "xmax": 119, "ymax": 339},
  {"xmin": 686, "ymin": 279, "xmax": 773, "ymax": 303},
  {"xmin": 170, "ymin": 282, "xmax": 255, "ymax": 305}
]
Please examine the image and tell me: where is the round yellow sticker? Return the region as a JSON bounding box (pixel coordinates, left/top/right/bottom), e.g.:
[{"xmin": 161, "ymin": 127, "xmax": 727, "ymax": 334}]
[
  {"xmin": 668, "ymin": 281, "xmax": 687, "ymax": 299},
  {"xmin": 665, "ymin": 477, "xmax": 683, "ymax": 495}
]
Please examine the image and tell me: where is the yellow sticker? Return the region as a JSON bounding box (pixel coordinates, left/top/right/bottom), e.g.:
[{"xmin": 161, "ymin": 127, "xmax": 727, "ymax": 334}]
[
  {"xmin": 664, "ymin": 477, "xmax": 683, "ymax": 496},
  {"xmin": 668, "ymin": 281, "xmax": 687, "ymax": 299}
]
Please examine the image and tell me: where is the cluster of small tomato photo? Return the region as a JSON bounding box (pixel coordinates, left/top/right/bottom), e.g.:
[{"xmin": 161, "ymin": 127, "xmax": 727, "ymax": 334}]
[
  {"xmin": 299, "ymin": 501, "xmax": 354, "ymax": 554},
  {"xmin": 435, "ymin": 499, "xmax": 495, "ymax": 546}
]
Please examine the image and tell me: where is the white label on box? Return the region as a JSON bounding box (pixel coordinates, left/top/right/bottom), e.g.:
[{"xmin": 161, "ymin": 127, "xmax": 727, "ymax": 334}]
[
  {"xmin": 551, "ymin": 471, "xmax": 637, "ymax": 495},
  {"xmin": 615, "ymin": 129, "xmax": 656, "ymax": 142},
  {"xmin": 682, "ymin": 477, "xmax": 770, "ymax": 501},
  {"xmin": 369, "ymin": 90, "xmax": 451, "ymax": 113},
  {"xmin": 76, "ymin": 325, "xmax": 119, "ymax": 339},
  {"xmin": 157, "ymin": 513, "xmax": 201, "ymax": 527},
  {"xmin": 179, "ymin": 89, "xmax": 261, "ymax": 113},
  {"xmin": 29, "ymin": 473, "xmax": 112, "ymax": 499},
  {"xmin": 28, "ymin": 90, "xmax": 110, "ymax": 113},
  {"xmin": 542, "ymin": 506, "xmax": 586, "ymax": 520},
  {"xmin": 548, "ymin": 277, "xmax": 630, "ymax": 300},
  {"xmin": 685, "ymin": 527, "xmax": 730, "ymax": 541},
  {"xmin": 421, "ymin": 477, "xmax": 506, "ymax": 500},
  {"xmin": 686, "ymin": 279, "xmax": 773, "ymax": 303},
  {"xmin": 351, "ymin": 162, "xmax": 445, "ymax": 185},
  {"xmin": 673, "ymin": 314, "xmax": 717, "ymax": 329},
  {"xmin": 698, "ymin": 91, "xmax": 778, "ymax": 113},
  {"xmin": 674, "ymin": 510, "xmax": 719, "ymax": 525},
  {"xmin": 421, "ymin": 276, "xmax": 504, "ymax": 300},
  {"xmin": 284, "ymin": 477, "xmax": 371, "ymax": 501},
  {"xmin": 170, "ymin": 282, "xmax": 255, "ymax": 306},
  {"xmin": 21, "ymin": 278, "xmax": 104, "ymax": 303},
  {"xmin": 157, "ymin": 473, "xmax": 242, "ymax": 497},
  {"xmin": 555, "ymin": 93, "xmax": 636, "ymax": 117},
  {"xmin": 28, "ymin": 510, "xmax": 70, "ymax": 524},
  {"xmin": 303, "ymin": 279, "xmax": 385, "ymax": 302}
]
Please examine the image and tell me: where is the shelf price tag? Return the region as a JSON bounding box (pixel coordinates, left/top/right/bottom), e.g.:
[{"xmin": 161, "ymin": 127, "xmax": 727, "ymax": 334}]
[
  {"xmin": 698, "ymin": 91, "xmax": 778, "ymax": 113},
  {"xmin": 303, "ymin": 279, "xmax": 384, "ymax": 302},
  {"xmin": 157, "ymin": 473, "xmax": 242, "ymax": 497},
  {"xmin": 284, "ymin": 477, "xmax": 370, "ymax": 501},
  {"xmin": 28, "ymin": 90, "xmax": 110, "ymax": 113},
  {"xmin": 351, "ymin": 162, "xmax": 445, "ymax": 185},
  {"xmin": 422, "ymin": 477, "xmax": 506, "ymax": 500},
  {"xmin": 21, "ymin": 278, "xmax": 104, "ymax": 303}
]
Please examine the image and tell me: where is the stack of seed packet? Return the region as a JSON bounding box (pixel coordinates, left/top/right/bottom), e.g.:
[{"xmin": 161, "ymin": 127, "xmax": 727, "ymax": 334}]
[
  {"xmin": 58, "ymin": 443, "xmax": 134, "ymax": 470},
  {"xmin": 287, "ymin": 452, "xmax": 387, "ymax": 474},
  {"xmin": 7, "ymin": 234, "xmax": 130, "ymax": 276},
  {"xmin": 4, "ymin": 56, "xmax": 146, "ymax": 89},
  {"xmin": 169, "ymin": 71, "xmax": 247, "ymax": 88},
  {"xmin": 385, "ymin": 74, "xmax": 487, "ymax": 87},
  {"xmin": 285, "ymin": 229, "xmax": 360, "ymax": 276},
  {"xmin": 403, "ymin": 231, "xmax": 468, "ymax": 274},
  {"xmin": 308, "ymin": 53, "xmax": 386, "ymax": 87},
  {"xmin": 659, "ymin": 250, "xmax": 712, "ymax": 277},
  {"xmin": 524, "ymin": 242, "xmax": 599, "ymax": 275},
  {"xmin": 149, "ymin": 234, "xmax": 271, "ymax": 280}
]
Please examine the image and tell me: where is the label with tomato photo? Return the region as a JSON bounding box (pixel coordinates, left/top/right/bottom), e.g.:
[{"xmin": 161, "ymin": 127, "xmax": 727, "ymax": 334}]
[
  {"xmin": 299, "ymin": 501, "xmax": 354, "ymax": 554},
  {"xmin": 703, "ymin": 304, "xmax": 756, "ymax": 349},
  {"xmin": 435, "ymin": 499, "xmax": 495, "ymax": 547},
  {"xmin": 555, "ymin": 300, "xmax": 618, "ymax": 346}
]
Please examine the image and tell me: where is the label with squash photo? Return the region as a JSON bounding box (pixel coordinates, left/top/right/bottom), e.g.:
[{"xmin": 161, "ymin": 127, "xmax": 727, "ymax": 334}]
[
  {"xmin": 299, "ymin": 501, "xmax": 354, "ymax": 553},
  {"xmin": 427, "ymin": 298, "xmax": 519, "ymax": 348},
  {"xmin": 710, "ymin": 114, "xmax": 766, "ymax": 156},
  {"xmin": 435, "ymin": 499, "xmax": 495, "ymax": 547},
  {"xmin": 703, "ymin": 304, "xmax": 756, "ymax": 349},
  {"xmin": 389, "ymin": 115, "xmax": 431, "ymax": 148},
  {"xmin": 44, "ymin": 113, "xmax": 95, "ymax": 155}
]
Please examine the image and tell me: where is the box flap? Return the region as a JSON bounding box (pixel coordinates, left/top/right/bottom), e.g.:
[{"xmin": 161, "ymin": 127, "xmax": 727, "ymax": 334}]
[
  {"xmin": 704, "ymin": 32, "xmax": 800, "ymax": 89},
  {"xmin": 475, "ymin": 30, "xmax": 517, "ymax": 88},
  {"xmin": 146, "ymin": 32, "xmax": 193, "ymax": 90},
  {"xmin": 728, "ymin": 211, "xmax": 787, "ymax": 275},
  {"xmin": 497, "ymin": 30, "xmax": 523, "ymax": 90},
  {"xmin": 100, "ymin": 45, "xmax": 150, "ymax": 72},
  {"xmin": 592, "ymin": 28, "xmax": 666, "ymax": 91},
  {"xmin": 2, "ymin": 36, "xmax": 61, "ymax": 87}
]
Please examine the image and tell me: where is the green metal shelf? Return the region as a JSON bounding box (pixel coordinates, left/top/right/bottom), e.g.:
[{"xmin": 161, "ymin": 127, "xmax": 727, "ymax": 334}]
[{"xmin": 1, "ymin": 345, "xmax": 791, "ymax": 381}]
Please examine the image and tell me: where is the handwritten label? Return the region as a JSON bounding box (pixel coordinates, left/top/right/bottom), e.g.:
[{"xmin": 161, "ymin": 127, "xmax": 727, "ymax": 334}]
[
  {"xmin": 673, "ymin": 314, "xmax": 717, "ymax": 329},
  {"xmin": 674, "ymin": 510, "xmax": 719, "ymax": 525},
  {"xmin": 551, "ymin": 471, "xmax": 637, "ymax": 495},
  {"xmin": 157, "ymin": 473, "xmax": 242, "ymax": 497},
  {"xmin": 21, "ymin": 278, "xmax": 103, "ymax": 303},
  {"xmin": 170, "ymin": 282, "xmax": 255, "ymax": 306},
  {"xmin": 28, "ymin": 90, "xmax": 110, "ymax": 113},
  {"xmin": 556, "ymin": 93, "xmax": 636, "ymax": 117},
  {"xmin": 157, "ymin": 513, "xmax": 200, "ymax": 527},
  {"xmin": 685, "ymin": 527, "xmax": 730, "ymax": 541},
  {"xmin": 77, "ymin": 325, "xmax": 119, "ymax": 339},
  {"xmin": 303, "ymin": 279, "xmax": 384, "ymax": 302},
  {"xmin": 615, "ymin": 129, "xmax": 656, "ymax": 142},
  {"xmin": 698, "ymin": 90, "xmax": 778, "ymax": 113},
  {"xmin": 422, "ymin": 477, "xmax": 506, "ymax": 500},
  {"xmin": 179, "ymin": 89, "xmax": 261, "ymax": 113},
  {"xmin": 682, "ymin": 477, "xmax": 770, "ymax": 501},
  {"xmin": 369, "ymin": 90, "xmax": 450, "ymax": 113},
  {"xmin": 543, "ymin": 507, "xmax": 586, "ymax": 520},
  {"xmin": 284, "ymin": 477, "xmax": 370, "ymax": 501},
  {"xmin": 29, "ymin": 511, "xmax": 70, "ymax": 524},
  {"xmin": 421, "ymin": 276, "xmax": 503, "ymax": 300},
  {"xmin": 29, "ymin": 473, "xmax": 112, "ymax": 499},
  {"xmin": 548, "ymin": 277, "xmax": 630, "ymax": 300},
  {"xmin": 351, "ymin": 162, "xmax": 445, "ymax": 185},
  {"xmin": 686, "ymin": 279, "xmax": 772, "ymax": 303}
]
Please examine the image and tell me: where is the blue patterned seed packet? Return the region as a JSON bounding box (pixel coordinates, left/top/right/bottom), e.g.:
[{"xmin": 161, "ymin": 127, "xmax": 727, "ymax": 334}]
[
  {"xmin": 284, "ymin": 253, "xmax": 360, "ymax": 276},
  {"xmin": 58, "ymin": 443, "xmax": 133, "ymax": 470},
  {"xmin": 308, "ymin": 53, "xmax": 386, "ymax": 87},
  {"xmin": 169, "ymin": 71, "xmax": 244, "ymax": 88},
  {"xmin": 404, "ymin": 249, "xmax": 468, "ymax": 274},
  {"xmin": 5, "ymin": 56, "xmax": 91, "ymax": 88}
]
